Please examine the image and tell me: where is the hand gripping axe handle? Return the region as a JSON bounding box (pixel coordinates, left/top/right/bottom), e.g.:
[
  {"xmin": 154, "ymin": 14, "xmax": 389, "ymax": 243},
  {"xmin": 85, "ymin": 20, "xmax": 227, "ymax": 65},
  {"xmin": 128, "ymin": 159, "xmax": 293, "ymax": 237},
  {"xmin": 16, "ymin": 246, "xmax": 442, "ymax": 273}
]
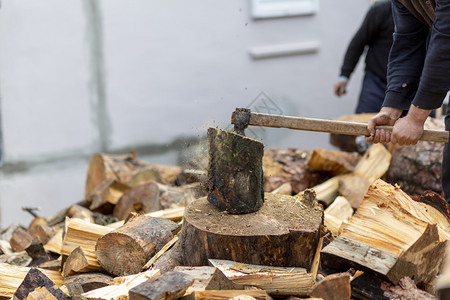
[{"xmin": 231, "ymin": 108, "xmax": 449, "ymax": 143}]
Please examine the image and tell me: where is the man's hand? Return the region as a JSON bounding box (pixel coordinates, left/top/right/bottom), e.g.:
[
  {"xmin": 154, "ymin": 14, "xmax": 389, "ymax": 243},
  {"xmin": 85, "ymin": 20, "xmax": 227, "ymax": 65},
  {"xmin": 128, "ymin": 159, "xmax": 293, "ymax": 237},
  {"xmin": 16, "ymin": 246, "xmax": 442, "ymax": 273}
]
[
  {"xmin": 333, "ymin": 80, "xmax": 347, "ymax": 97},
  {"xmin": 390, "ymin": 105, "xmax": 431, "ymax": 145},
  {"xmin": 366, "ymin": 107, "xmax": 402, "ymax": 143}
]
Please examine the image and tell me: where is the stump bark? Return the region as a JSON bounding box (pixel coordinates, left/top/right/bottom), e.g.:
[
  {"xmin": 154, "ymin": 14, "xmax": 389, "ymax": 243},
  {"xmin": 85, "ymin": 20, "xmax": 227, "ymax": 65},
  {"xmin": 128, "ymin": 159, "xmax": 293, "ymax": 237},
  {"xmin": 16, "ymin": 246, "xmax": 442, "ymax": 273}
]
[
  {"xmin": 178, "ymin": 193, "xmax": 323, "ymax": 269},
  {"xmin": 207, "ymin": 127, "xmax": 264, "ymax": 214}
]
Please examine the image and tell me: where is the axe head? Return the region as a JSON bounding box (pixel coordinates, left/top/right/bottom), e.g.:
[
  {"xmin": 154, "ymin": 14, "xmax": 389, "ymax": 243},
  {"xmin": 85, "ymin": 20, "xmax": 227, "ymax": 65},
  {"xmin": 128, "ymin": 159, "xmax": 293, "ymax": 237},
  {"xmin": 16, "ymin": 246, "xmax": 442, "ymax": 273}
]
[{"xmin": 232, "ymin": 108, "xmax": 251, "ymax": 136}]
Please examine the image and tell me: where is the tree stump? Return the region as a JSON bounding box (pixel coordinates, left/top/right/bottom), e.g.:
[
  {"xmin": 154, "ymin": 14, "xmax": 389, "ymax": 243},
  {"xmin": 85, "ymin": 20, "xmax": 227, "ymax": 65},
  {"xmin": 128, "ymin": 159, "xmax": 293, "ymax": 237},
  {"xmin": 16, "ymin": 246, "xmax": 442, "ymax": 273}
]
[
  {"xmin": 207, "ymin": 127, "xmax": 264, "ymax": 214},
  {"xmin": 178, "ymin": 193, "xmax": 323, "ymax": 269}
]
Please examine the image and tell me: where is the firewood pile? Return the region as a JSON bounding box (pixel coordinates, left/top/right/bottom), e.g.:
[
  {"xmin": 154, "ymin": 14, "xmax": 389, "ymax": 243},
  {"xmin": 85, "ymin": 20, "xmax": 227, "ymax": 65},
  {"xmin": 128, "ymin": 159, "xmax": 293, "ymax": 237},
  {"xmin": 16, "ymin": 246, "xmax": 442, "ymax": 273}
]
[{"xmin": 0, "ymin": 116, "xmax": 449, "ymax": 300}]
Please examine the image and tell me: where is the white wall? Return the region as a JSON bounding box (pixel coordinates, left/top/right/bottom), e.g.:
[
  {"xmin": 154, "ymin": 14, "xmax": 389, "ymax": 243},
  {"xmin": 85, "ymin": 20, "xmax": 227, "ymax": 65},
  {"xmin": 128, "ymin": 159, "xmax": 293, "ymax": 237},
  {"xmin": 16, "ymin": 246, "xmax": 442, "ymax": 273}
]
[{"xmin": 0, "ymin": 0, "xmax": 370, "ymax": 227}]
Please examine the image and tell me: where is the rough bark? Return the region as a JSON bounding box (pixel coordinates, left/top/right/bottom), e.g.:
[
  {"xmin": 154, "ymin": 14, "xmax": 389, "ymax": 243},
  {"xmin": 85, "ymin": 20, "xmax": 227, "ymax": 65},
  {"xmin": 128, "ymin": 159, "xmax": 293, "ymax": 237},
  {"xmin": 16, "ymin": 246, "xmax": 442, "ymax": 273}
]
[
  {"xmin": 96, "ymin": 215, "xmax": 180, "ymax": 276},
  {"xmin": 13, "ymin": 268, "xmax": 69, "ymax": 300},
  {"xmin": 310, "ymin": 273, "xmax": 351, "ymax": 300},
  {"xmin": 207, "ymin": 128, "xmax": 264, "ymax": 214},
  {"xmin": 178, "ymin": 193, "xmax": 323, "ymax": 269},
  {"xmin": 63, "ymin": 273, "xmax": 113, "ymax": 297}
]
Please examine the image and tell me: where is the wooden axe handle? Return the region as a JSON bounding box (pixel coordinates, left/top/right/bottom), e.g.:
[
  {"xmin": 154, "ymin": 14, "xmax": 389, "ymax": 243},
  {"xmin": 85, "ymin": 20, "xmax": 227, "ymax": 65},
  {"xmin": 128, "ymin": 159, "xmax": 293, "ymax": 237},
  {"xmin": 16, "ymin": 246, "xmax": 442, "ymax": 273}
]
[{"xmin": 231, "ymin": 111, "xmax": 449, "ymax": 143}]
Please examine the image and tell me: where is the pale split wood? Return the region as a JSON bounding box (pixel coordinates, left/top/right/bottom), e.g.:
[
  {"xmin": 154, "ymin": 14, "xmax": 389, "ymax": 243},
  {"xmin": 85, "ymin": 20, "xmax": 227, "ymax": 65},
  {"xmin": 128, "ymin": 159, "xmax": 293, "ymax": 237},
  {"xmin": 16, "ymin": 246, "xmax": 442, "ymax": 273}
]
[
  {"xmin": 0, "ymin": 263, "xmax": 63, "ymax": 299},
  {"xmin": 353, "ymin": 143, "xmax": 391, "ymax": 184},
  {"xmin": 142, "ymin": 235, "xmax": 179, "ymax": 270},
  {"xmin": 324, "ymin": 196, "xmax": 353, "ymax": 236},
  {"xmin": 44, "ymin": 228, "xmax": 63, "ymax": 254},
  {"xmin": 298, "ymin": 175, "xmax": 342, "ymax": 206},
  {"xmin": 193, "ymin": 290, "xmax": 270, "ymax": 300},
  {"xmin": 208, "ymin": 259, "xmax": 314, "ymax": 296},
  {"xmin": 62, "ymin": 218, "xmax": 113, "ymax": 269},
  {"xmin": 81, "ymin": 268, "xmax": 160, "ymax": 299},
  {"xmin": 311, "ymin": 233, "xmax": 326, "ymax": 283}
]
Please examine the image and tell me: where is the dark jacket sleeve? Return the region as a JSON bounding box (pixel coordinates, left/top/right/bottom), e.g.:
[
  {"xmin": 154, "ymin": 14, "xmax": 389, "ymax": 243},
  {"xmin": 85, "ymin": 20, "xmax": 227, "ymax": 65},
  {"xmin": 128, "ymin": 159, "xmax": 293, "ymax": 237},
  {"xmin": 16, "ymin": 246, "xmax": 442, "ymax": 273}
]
[
  {"xmin": 384, "ymin": 0, "xmax": 450, "ymax": 110},
  {"xmin": 340, "ymin": 4, "xmax": 380, "ymax": 78}
]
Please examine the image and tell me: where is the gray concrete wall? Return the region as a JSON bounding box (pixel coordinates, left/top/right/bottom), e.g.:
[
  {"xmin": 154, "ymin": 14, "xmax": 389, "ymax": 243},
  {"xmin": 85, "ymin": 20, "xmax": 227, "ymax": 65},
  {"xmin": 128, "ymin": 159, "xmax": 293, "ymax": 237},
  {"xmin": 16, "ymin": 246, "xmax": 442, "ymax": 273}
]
[{"xmin": 0, "ymin": 0, "xmax": 371, "ymax": 227}]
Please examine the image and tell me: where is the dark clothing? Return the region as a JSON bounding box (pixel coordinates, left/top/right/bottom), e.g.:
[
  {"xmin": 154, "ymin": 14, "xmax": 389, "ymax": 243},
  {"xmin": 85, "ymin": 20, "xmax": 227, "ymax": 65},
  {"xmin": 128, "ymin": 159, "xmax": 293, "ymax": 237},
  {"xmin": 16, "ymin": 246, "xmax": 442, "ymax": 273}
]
[
  {"xmin": 340, "ymin": 1, "xmax": 394, "ymax": 83},
  {"xmin": 383, "ymin": 0, "xmax": 450, "ymax": 111},
  {"xmin": 356, "ymin": 70, "xmax": 387, "ymax": 113},
  {"xmin": 384, "ymin": 0, "xmax": 450, "ymax": 202}
]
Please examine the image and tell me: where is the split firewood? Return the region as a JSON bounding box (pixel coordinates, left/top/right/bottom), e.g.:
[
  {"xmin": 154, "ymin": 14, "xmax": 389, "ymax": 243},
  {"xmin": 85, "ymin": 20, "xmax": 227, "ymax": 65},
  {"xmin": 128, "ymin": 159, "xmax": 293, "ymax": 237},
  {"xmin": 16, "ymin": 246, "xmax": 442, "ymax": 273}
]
[
  {"xmin": 96, "ymin": 215, "xmax": 180, "ymax": 276},
  {"xmin": 128, "ymin": 271, "xmax": 194, "ymax": 300},
  {"xmin": 63, "ymin": 273, "xmax": 113, "ymax": 297},
  {"xmin": 307, "ymin": 148, "xmax": 359, "ymax": 175},
  {"xmin": 81, "ymin": 268, "xmax": 160, "ymax": 300},
  {"xmin": 37, "ymin": 259, "xmax": 62, "ymax": 272},
  {"xmin": 25, "ymin": 286, "xmax": 57, "ymax": 300},
  {"xmin": 85, "ymin": 152, "xmax": 181, "ymax": 198},
  {"xmin": 25, "ymin": 237, "xmax": 52, "ymax": 267},
  {"xmin": 270, "ymin": 182, "xmax": 292, "ymax": 195},
  {"xmin": 13, "ymin": 268, "xmax": 69, "ymax": 300},
  {"xmin": 67, "ymin": 204, "xmax": 95, "ymax": 223},
  {"xmin": 209, "ymin": 259, "xmax": 314, "ymax": 297},
  {"xmin": 0, "ymin": 239, "xmax": 13, "ymax": 255},
  {"xmin": 338, "ymin": 174, "xmax": 370, "ymax": 209},
  {"xmin": 142, "ymin": 235, "xmax": 179, "ymax": 270},
  {"xmin": 353, "ymin": 143, "xmax": 391, "ymax": 184},
  {"xmin": 27, "ymin": 224, "xmax": 56, "ymax": 245},
  {"xmin": 27, "ymin": 217, "xmax": 48, "ymax": 232},
  {"xmin": 10, "ymin": 228, "xmax": 33, "ymax": 252},
  {"xmin": 192, "ymin": 290, "xmax": 271, "ymax": 300},
  {"xmin": 113, "ymin": 182, "xmax": 161, "ymax": 220},
  {"xmin": 62, "ymin": 246, "xmax": 93, "ymax": 278},
  {"xmin": 310, "ymin": 273, "xmax": 351, "ymax": 300},
  {"xmin": 299, "ymin": 175, "xmax": 341, "ymax": 206},
  {"xmin": 207, "ymin": 127, "xmax": 264, "ymax": 214},
  {"xmin": 0, "ymin": 263, "xmax": 63, "ymax": 299},
  {"xmin": 43, "ymin": 229, "xmax": 63, "ymax": 255},
  {"xmin": 173, "ymin": 266, "xmax": 237, "ymax": 297},
  {"xmin": 152, "ymin": 247, "xmax": 183, "ymax": 274},
  {"xmin": 324, "ymin": 196, "xmax": 353, "ymax": 237},
  {"xmin": 157, "ymin": 183, "xmax": 196, "ymax": 209},
  {"xmin": 61, "ymin": 218, "xmax": 114, "ymax": 271},
  {"xmin": 0, "ymin": 251, "xmax": 32, "ymax": 266},
  {"xmin": 321, "ymin": 179, "xmax": 447, "ymax": 285},
  {"xmin": 263, "ymin": 149, "xmax": 327, "ymax": 194},
  {"xmin": 178, "ymin": 193, "xmax": 323, "ymax": 268},
  {"xmin": 86, "ymin": 178, "xmax": 130, "ymax": 214}
]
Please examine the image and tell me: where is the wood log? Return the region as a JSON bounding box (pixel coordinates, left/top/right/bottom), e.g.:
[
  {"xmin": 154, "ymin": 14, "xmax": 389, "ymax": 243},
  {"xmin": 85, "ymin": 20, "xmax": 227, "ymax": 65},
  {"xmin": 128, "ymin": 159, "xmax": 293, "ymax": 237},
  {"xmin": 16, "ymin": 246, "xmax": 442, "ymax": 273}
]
[
  {"xmin": 191, "ymin": 290, "xmax": 270, "ymax": 300},
  {"xmin": 62, "ymin": 246, "xmax": 92, "ymax": 277},
  {"xmin": 86, "ymin": 178, "xmax": 130, "ymax": 214},
  {"xmin": 82, "ymin": 269, "xmax": 160, "ymax": 300},
  {"xmin": 14, "ymin": 269, "xmax": 69, "ymax": 300},
  {"xmin": 209, "ymin": 259, "xmax": 314, "ymax": 297},
  {"xmin": 27, "ymin": 224, "xmax": 56, "ymax": 245},
  {"xmin": 43, "ymin": 229, "xmax": 63, "ymax": 255},
  {"xmin": 173, "ymin": 266, "xmax": 236, "ymax": 297},
  {"xmin": 263, "ymin": 149, "xmax": 327, "ymax": 195},
  {"xmin": 107, "ymin": 206, "xmax": 186, "ymax": 229},
  {"xmin": 96, "ymin": 215, "xmax": 180, "ymax": 276},
  {"xmin": 25, "ymin": 286, "xmax": 57, "ymax": 300},
  {"xmin": 207, "ymin": 127, "xmax": 264, "ymax": 214},
  {"xmin": 353, "ymin": 143, "xmax": 391, "ymax": 184},
  {"xmin": 0, "ymin": 266, "xmax": 64, "ymax": 300},
  {"xmin": 128, "ymin": 271, "xmax": 194, "ymax": 300},
  {"xmin": 0, "ymin": 251, "xmax": 32, "ymax": 266},
  {"xmin": 10, "ymin": 228, "xmax": 33, "ymax": 252},
  {"xmin": 67, "ymin": 204, "xmax": 95, "ymax": 223},
  {"xmin": 61, "ymin": 218, "xmax": 113, "ymax": 271},
  {"xmin": 321, "ymin": 179, "xmax": 447, "ymax": 285},
  {"xmin": 310, "ymin": 273, "xmax": 351, "ymax": 300},
  {"xmin": 157, "ymin": 183, "xmax": 196, "ymax": 210},
  {"xmin": 178, "ymin": 193, "xmax": 323, "ymax": 269},
  {"xmin": 386, "ymin": 141, "xmax": 444, "ymax": 197},
  {"xmin": 299, "ymin": 175, "xmax": 342, "ymax": 206},
  {"xmin": 37, "ymin": 259, "xmax": 62, "ymax": 272},
  {"xmin": 307, "ymin": 148, "xmax": 359, "ymax": 175},
  {"xmin": 338, "ymin": 174, "xmax": 370, "ymax": 209},
  {"xmin": 63, "ymin": 273, "xmax": 113, "ymax": 297},
  {"xmin": 113, "ymin": 182, "xmax": 161, "ymax": 220},
  {"xmin": 25, "ymin": 238, "xmax": 51, "ymax": 267},
  {"xmin": 324, "ymin": 196, "xmax": 353, "ymax": 237}
]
